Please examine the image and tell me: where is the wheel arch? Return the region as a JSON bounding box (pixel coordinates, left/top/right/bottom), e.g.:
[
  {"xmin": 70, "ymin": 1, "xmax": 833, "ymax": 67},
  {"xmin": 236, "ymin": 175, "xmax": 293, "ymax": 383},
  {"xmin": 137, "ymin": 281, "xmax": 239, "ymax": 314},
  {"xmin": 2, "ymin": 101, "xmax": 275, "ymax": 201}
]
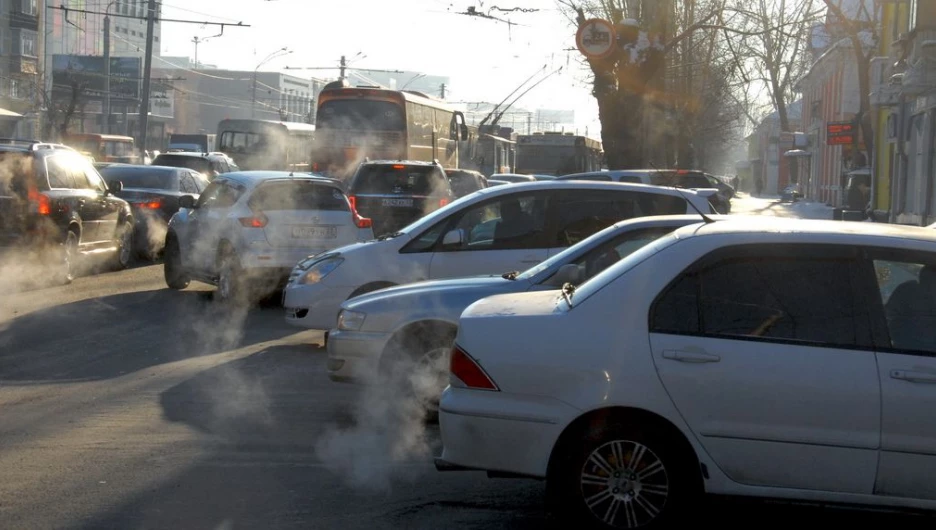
[
  {"xmin": 378, "ymin": 319, "xmax": 458, "ymax": 373},
  {"xmin": 546, "ymin": 406, "xmax": 704, "ymax": 490}
]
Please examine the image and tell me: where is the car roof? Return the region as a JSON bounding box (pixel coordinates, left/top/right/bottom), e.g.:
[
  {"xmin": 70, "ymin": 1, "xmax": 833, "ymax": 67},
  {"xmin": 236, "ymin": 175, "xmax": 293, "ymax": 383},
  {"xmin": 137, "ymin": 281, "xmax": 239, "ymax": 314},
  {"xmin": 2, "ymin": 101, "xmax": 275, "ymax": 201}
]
[
  {"xmin": 469, "ymin": 179, "xmax": 705, "ymax": 197},
  {"xmin": 100, "ymin": 164, "xmax": 180, "ymax": 172},
  {"xmin": 218, "ymin": 170, "xmax": 343, "ymax": 187},
  {"xmin": 363, "ymin": 159, "xmax": 439, "ymax": 167},
  {"xmin": 672, "ymin": 218, "xmax": 936, "ymax": 246}
]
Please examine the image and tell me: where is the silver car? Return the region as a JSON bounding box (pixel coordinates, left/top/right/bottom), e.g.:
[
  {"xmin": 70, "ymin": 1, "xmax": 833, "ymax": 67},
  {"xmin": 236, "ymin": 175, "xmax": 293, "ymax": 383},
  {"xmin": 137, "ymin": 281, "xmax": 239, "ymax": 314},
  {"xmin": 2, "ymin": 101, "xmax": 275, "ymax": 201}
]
[{"xmin": 326, "ymin": 214, "xmax": 727, "ymax": 393}]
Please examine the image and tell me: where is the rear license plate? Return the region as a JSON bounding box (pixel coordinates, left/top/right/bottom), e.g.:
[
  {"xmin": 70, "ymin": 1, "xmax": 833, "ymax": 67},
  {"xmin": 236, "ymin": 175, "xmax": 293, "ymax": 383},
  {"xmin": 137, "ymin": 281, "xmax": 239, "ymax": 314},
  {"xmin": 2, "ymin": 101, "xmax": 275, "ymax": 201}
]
[
  {"xmin": 291, "ymin": 226, "xmax": 338, "ymax": 239},
  {"xmin": 382, "ymin": 198, "xmax": 414, "ymax": 207}
]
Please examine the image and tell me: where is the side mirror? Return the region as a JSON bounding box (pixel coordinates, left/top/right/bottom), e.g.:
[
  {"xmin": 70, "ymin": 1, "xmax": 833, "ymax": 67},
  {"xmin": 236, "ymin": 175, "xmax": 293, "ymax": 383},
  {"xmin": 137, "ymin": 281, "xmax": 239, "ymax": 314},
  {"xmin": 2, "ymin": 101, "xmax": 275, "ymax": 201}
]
[
  {"xmin": 179, "ymin": 195, "xmax": 197, "ymax": 209},
  {"xmin": 107, "ymin": 180, "xmax": 123, "ymax": 194},
  {"xmin": 442, "ymin": 228, "xmax": 464, "ymax": 247},
  {"xmin": 553, "ymin": 263, "xmax": 584, "ymax": 286},
  {"xmin": 460, "ymin": 123, "xmax": 469, "ymax": 141}
]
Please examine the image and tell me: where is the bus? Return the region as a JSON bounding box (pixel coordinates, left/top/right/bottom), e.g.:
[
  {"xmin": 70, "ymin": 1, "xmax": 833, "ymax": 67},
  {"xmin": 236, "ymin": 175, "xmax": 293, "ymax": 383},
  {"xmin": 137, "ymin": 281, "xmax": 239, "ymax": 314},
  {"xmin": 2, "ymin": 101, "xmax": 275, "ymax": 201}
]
[
  {"xmin": 216, "ymin": 119, "xmax": 316, "ymax": 171},
  {"xmin": 458, "ymin": 125, "xmax": 517, "ymax": 177},
  {"xmin": 515, "ymin": 132, "xmax": 603, "ymax": 176},
  {"xmin": 313, "ymin": 85, "xmax": 469, "ymax": 180},
  {"xmin": 63, "ymin": 134, "xmax": 138, "ymax": 164}
]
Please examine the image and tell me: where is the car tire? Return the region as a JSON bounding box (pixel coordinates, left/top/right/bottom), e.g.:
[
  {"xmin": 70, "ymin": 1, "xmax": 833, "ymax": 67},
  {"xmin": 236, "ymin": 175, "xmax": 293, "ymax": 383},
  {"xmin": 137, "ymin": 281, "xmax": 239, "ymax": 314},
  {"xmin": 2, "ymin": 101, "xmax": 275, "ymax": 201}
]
[
  {"xmin": 381, "ymin": 327, "xmax": 455, "ymax": 423},
  {"xmin": 111, "ymin": 221, "xmax": 134, "ymax": 270},
  {"xmin": 163, "ymin": 235, "xmax": 190, "ymax": 290},
  {"xmin": 58, "ymin": 230, "xmax": 79, "ymax": 285},
  {"xmin": 551, "ymin": 423, "xmax": 697, "ymax": 529}
]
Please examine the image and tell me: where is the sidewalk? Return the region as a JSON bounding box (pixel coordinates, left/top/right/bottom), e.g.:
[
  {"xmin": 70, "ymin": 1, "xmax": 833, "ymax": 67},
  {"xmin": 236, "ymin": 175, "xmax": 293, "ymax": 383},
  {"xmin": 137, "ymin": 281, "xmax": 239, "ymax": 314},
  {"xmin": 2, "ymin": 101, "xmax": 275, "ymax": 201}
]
[{"xmin": 731, "ymin": 192, "xmax": 834, "ymax": 220}]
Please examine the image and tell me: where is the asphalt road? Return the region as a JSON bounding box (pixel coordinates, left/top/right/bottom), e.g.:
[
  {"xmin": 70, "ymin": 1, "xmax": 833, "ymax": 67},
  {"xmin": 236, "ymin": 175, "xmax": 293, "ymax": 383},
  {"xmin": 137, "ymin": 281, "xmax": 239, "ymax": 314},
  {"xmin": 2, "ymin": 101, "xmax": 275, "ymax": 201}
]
[{"xmin": 1, "ymin": 194, "xmax": 932, "ymax": 529}]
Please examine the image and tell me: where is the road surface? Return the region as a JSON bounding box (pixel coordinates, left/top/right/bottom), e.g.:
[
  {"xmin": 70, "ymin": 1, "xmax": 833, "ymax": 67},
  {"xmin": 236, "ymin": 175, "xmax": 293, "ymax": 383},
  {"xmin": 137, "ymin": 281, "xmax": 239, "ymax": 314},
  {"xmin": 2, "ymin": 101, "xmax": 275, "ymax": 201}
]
[{"xmin": 0, "ymin": 195, "xmax": 929, "ymax": 529}]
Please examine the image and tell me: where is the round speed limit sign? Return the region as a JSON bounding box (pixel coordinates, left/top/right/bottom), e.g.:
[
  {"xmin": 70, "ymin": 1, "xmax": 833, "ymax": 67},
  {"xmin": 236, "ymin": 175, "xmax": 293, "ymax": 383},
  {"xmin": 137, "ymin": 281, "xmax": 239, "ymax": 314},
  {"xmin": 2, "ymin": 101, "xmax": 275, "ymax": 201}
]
[{"xmin": 576, "ymin": 18, "xmax": 616, "ymax": 59}]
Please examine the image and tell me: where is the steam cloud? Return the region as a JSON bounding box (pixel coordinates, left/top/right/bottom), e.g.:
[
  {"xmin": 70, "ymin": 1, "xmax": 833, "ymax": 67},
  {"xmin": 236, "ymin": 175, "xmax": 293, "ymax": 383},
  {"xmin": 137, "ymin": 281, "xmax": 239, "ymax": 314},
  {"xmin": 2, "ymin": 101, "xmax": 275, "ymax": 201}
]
[{"xmin": 314, "ymin": 352, "xmax": 449, "ymax": 492}]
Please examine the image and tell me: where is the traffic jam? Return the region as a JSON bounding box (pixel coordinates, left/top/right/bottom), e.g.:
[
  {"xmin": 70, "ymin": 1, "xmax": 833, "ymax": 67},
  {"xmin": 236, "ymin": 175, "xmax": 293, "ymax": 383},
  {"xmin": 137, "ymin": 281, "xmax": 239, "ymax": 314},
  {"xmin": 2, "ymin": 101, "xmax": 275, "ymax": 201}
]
[{"xmin": 4, "ymin": 1, "xmax": 936, "ymax": 528}]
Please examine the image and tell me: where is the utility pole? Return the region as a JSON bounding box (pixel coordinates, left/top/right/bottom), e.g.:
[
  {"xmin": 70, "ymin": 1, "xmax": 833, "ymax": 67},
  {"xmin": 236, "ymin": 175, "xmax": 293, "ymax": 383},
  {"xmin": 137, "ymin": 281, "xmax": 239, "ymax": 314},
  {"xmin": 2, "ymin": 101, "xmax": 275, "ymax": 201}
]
[
  {"xmin": 440, "ymin": 83, "xmax": 446, "ymax": 99},
  {"xmin": 339, "ymin": 55, "xmax": 346, "ymax": 80},
  {"xmin": 103, "ymin": 12, "xmax": 111, "ymax": 134},
  {"xmin": 137, "ymin": 0, "xmax": 157, "ymax": 160}
]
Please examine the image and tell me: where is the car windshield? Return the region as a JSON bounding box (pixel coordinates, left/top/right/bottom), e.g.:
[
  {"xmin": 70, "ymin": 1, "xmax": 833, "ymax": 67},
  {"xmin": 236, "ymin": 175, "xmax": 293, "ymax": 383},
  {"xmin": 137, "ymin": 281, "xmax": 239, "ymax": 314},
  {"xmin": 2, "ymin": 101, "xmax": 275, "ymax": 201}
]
[
  {"xmin": 249, "ymin": 180, "xmax": 349, "ymax": 211},
  {"xmin": 567, "ymin": 231, "xmax": 684, "ymax": 306},
  {"xmin": 352, "ymin": 165, "xmax": 445, "ymax": 195},
  {"xmin": 100, "ymin": 167, "xmax": 176, "ymax": 190},
  {"xmin": 515, "ymin": 222, "xmax": 627, "ymax": 281}
]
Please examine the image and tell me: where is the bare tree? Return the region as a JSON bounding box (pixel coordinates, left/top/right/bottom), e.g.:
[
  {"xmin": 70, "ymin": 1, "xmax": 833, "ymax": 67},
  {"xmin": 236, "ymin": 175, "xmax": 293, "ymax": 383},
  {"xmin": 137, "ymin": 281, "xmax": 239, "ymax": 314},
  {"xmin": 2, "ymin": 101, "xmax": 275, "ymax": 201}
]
[
  {"xmin": 822, "ymin": 0, "xmax": 877, "ymax": 168},
  {"xmin": 722, "ymin": 0, "xmax": 822, "ymax": 182}
]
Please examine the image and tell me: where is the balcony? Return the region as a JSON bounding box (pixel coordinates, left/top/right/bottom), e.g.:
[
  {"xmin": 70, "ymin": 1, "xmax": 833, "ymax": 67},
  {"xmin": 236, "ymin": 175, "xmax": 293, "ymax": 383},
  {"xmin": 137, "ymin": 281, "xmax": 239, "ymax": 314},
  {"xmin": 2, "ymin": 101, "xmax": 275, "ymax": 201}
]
[{"xmin": 9, "ymin": 7, "xmax": 38, "ymax": 31}]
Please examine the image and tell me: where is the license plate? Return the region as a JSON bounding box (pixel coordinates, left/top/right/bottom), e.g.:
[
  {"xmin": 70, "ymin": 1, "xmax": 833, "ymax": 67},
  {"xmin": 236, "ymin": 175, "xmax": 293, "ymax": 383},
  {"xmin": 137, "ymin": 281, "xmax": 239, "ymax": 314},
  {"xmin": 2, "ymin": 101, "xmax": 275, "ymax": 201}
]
[
  {"xmin": 382, "ymin": 198, "xmax": 414, "ymax": 207},
  {"xmin": 291, "ymin": 225, "xmax": 338, "ymax": 239}
]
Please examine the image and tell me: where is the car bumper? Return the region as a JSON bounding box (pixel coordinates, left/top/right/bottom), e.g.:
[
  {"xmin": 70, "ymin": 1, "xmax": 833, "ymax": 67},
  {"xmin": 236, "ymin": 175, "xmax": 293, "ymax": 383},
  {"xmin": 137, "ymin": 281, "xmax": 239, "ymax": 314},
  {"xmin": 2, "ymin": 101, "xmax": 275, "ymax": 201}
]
[
  {"xmin": 240, "ymin": 245, "xmax": 330, "ymax": 270},
  {"xmin": 282, "ymin": 283, "xmax": 355, "ymax": 330},
  {"xmin": 326, "ymin": 328, "xmax": 393, "ymax": 383},
  {"xmin": 437, "ymin": 386, "xmax": 580, "ymax": 479}
]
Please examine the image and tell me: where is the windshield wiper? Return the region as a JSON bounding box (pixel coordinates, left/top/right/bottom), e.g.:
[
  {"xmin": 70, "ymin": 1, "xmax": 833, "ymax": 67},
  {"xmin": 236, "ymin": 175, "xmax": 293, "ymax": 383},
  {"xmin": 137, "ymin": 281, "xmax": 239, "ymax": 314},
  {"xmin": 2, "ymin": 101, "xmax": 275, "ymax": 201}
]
[
  {"xmin": 376, "ymin": 231, "xmax": 404, "ymax": 241},
  {"xmin": 560, "ymin": 282, "xmax": 576, "ymax": 308},
  {"xmin": 502, "ymin": 270, "xmax": 520, "ymax": 280}
]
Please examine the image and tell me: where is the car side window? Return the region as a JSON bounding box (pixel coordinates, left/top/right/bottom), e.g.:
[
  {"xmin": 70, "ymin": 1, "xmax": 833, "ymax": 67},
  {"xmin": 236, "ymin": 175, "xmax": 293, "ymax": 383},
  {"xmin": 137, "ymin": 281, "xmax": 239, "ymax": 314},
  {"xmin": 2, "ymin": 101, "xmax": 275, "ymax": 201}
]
[
  {"xmin": 179, "ymin": 173, "xmax": 197, "ymax": 193},
  {"xmin": 81, "ymin": 161, "xmax": 108, "ymax": 193},
  {"xmin": 45, "ymin": 156, "xmax": 74, "ymax": 189},
  {"xmin": 651, "ymin": 245, "xmax": 872, "ymax": 348},
  {"xmin": 197, "ymin": 180, "xmax": 241, "ymax": 209},
  {"xmin": 444, "ymin": 192, "xmax": 548, "ymax": 251},
  {"xmin": 871, "ymin": 254, "xmax": 936, "ymax": 354}
]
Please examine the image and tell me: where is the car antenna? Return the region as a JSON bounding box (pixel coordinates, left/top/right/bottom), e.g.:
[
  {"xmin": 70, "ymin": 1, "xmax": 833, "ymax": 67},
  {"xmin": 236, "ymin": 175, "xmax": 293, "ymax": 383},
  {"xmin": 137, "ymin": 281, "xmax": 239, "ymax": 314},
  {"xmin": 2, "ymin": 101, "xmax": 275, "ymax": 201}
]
[{"xmin": 647, "ymin": 160, "xmax": 714, "ymax": 224}]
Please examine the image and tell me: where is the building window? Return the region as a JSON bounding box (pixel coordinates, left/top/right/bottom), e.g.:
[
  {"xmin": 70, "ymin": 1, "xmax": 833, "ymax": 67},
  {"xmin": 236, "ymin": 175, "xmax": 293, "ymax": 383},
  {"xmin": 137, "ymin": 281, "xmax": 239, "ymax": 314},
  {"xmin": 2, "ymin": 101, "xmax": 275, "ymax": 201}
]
[
  {"xmin": 18, "ymin": 30, "xmax": 36, "ymax": 57},
  {"xmin": 21, "ymin": 0, "xmax": 37, "ymax": 16},
  {"xmin": 11, "ymin": 78, "xmax": 20, "ymax": 99}
]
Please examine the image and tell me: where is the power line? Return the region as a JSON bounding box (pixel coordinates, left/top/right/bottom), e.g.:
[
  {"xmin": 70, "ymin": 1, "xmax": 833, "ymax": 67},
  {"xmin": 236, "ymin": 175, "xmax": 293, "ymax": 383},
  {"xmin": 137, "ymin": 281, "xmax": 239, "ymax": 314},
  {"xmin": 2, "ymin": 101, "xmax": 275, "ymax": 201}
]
[{"xmin": 47, "ymin": 5, "xmax": 250, "ymax": 27}]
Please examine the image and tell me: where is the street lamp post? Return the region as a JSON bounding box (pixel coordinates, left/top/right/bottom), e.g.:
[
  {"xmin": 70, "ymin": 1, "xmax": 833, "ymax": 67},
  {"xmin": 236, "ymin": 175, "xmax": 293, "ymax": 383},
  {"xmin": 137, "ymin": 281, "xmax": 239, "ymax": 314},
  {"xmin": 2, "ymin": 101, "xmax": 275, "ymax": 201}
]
[{"xmin": 252, "ymin": 47, "xmax": 290, "ymax": 119}]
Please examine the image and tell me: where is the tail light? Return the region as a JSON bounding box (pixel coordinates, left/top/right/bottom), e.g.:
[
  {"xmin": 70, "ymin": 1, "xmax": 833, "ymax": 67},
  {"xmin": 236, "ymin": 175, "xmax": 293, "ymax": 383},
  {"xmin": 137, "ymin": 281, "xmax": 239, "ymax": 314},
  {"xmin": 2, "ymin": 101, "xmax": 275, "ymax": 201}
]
[
  {"xmin": 28, "ymin": 188, "xmax": 51, "ymax": 215},
  {"xmin": 439, "ymin": 198, "xmax": 450, "ymax": 208},
  {"xmin": 141, "ymin": 199, "xmax": 162, "ymax": 209},
  {"xmin": 348, "ymin": 195, "xmax": 357, "ymax": 211},
  {"xmin": 353, "ymin": 210, "xmax": 372, "ymax": 229},
  {"xmin": 238, "ymin": 212, "xmax": 268, "ymax": 228},
  {"xmin": 450, "ymin": 344, "xmax": 498, "ymax": 391}
]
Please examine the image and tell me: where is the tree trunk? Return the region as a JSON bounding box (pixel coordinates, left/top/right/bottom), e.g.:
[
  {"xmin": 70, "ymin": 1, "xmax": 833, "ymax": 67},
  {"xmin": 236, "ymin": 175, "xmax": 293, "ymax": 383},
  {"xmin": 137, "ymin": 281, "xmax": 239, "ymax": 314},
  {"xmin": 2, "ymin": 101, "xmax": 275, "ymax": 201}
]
[
  {"xmin": 855, "ymin": 48, "xmax": 874, "ymax": 168},
  {"xmin": 597, "ymin": 89, "xmax": 645, "ymax": 169}
]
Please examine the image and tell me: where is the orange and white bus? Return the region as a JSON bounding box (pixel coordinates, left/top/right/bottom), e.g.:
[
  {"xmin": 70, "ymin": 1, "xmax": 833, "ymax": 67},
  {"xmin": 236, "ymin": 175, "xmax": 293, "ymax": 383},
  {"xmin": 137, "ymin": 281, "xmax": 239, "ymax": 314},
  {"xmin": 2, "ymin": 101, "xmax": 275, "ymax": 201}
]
[
  {"xmin": 313, "ymin": 85, "xmax": 469, "ymax": 181},
  {"xmin": 64, "ymin": 134, "xmax": 138, "ymax": 164}
]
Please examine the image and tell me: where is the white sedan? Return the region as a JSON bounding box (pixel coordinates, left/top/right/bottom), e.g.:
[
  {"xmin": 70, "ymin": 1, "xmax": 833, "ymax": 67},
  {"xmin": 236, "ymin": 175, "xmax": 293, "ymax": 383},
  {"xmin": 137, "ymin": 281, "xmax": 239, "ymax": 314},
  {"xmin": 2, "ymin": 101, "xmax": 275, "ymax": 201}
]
[
  {"xmin": 283, "ymin": 181, "xmax": 715, "ymax": 330},
  {"xmin": 438, "ymin": 218, "xmax": 936, "ymax": 528}
]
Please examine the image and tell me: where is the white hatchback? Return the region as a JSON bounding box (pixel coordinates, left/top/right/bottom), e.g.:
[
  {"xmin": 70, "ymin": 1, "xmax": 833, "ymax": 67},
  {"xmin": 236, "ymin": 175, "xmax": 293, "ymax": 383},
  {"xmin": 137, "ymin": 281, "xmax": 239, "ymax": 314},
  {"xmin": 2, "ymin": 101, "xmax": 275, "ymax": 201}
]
[
  {"xmin": 164, "ymin": 171, "xmax": 374, "ymax": 302},
  {"xmin": 439, "ymin": 219, "xmax": 936, "ymax": 528},
  {"xmin": 282, "ymin": 180, "xmax": 715, "ymax": 330}
]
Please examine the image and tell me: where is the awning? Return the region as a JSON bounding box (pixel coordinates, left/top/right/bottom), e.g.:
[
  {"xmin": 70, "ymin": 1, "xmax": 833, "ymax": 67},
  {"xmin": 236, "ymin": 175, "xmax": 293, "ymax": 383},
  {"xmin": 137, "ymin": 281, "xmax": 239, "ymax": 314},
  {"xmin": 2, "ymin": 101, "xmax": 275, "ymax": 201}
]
[
  {"xmin": 0, "ymin": 108, "xmax": 23, "ymax": 119},
  {"xmin": 784, "ymin": 149, "xmax": 812, "ymax": 158}
]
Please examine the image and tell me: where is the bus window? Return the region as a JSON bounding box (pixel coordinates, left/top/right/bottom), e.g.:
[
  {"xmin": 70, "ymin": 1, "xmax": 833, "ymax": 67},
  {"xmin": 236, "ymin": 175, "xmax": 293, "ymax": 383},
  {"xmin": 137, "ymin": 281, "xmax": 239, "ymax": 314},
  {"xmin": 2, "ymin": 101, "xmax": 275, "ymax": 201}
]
[
  {"xmin": 220, "ymin": 132, "xmax": 262, "ymax": 151},
  {"xmin": 317, "ymin": 100, "xmax": 404, "ymax": 130}
]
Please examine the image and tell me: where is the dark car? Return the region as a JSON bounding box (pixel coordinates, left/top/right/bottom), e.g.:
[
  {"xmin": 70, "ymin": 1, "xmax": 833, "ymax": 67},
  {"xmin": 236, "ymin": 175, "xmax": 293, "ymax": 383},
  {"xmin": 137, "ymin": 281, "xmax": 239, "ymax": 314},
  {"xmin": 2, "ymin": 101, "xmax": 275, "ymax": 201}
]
[
  {"xmin": 99, "ymin": 164, "xmax": 210, "ymax": 258},
  {"xmin": 653, "ymin": 170, "xmax": 733, "ymax": 214},
  {"xmin": 151, "ymin": 152, "xmax": 238, "ymax": 180},
  {"xmin": 346, "ymin": 160, "xmax": 454, "ymax": 237},
  {"xmin": 0, "ymin": 140, "xmax": 134, "ymax": 283},
  {"xmin": 445, "ymin": 168, "xmax": 487, "ymax": 198}
]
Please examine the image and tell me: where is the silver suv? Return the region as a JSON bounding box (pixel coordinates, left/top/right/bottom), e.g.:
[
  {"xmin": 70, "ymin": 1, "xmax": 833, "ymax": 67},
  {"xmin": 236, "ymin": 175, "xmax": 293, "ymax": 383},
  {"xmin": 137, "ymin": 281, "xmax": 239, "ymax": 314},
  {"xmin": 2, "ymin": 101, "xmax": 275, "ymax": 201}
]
[{"xmin": 164, "ymin": 171, "xmax": 374, "ymax": 303}]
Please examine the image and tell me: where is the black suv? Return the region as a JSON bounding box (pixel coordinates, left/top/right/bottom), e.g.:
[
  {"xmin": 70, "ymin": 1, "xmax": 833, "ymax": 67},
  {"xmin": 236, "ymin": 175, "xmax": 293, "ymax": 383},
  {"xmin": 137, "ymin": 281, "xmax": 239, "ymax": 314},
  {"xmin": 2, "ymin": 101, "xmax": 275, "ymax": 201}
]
[
  {"xmin": 151, "ymin": 151, "xmax": 238, "ymax": 180},
  {"xmin": 0, "ymin": 140, "xmax": 134, "ymax": 283},
  {"xmin": 347, "ymin": 160, "xmax": 454, "ymax": 236}
]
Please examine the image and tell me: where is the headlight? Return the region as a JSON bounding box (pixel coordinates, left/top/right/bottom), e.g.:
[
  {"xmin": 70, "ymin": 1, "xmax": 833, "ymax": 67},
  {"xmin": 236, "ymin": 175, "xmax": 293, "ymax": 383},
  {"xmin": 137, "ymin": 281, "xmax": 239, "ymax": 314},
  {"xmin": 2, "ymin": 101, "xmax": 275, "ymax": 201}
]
[
  {"xmin": 337, "ymin": 309, "xmax": 366, "ymax": 331},
  {"xmin": 298, "ymin": 257, "xmax": 344, "ymax": 285}
]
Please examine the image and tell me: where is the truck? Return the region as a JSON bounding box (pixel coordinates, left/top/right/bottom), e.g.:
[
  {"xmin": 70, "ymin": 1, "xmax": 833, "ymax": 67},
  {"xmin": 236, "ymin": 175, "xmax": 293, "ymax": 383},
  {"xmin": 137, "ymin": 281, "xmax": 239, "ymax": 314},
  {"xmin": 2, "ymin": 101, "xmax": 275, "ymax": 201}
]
[{"xmin": 167, "ymin": 133, "xmax": 215, "ymax": 154}]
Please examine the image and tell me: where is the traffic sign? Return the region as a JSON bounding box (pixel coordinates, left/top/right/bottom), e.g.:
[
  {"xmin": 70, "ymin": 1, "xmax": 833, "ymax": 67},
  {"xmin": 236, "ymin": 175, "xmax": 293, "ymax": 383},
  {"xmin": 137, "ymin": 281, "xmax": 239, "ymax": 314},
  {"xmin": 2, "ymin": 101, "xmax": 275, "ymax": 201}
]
[{"xmin": 576, "ymin": 19, "xmax": 616, "ymax": 59}]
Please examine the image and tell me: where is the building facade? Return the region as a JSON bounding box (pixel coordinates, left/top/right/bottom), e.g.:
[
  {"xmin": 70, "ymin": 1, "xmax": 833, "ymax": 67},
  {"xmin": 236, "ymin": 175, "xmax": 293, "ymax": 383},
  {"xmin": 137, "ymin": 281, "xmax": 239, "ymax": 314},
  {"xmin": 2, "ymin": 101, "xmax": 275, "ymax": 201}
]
[
  {"xmin": 0, "ymin": 0, "xmax": 42, "ymax": 136},
  {"xmin": 748, "ymin": 102, "xmax": 802, "ymax": 197},
  {"xmin": 154, "ymin": 67, "xmax": 326, "ymax": 143}
]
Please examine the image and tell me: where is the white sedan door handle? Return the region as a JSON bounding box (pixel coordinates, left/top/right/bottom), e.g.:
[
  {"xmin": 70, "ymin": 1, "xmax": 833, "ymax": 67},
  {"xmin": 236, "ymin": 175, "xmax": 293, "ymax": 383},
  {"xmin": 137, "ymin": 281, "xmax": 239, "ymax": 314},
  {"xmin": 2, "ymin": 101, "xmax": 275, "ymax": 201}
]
[
  {"xmin": 662, "ymin": 350, "xmax": 721, "ymax": 363},
  {"xmin": 891, "ymin": 370, "xmax": 936, "ymax": 384}
]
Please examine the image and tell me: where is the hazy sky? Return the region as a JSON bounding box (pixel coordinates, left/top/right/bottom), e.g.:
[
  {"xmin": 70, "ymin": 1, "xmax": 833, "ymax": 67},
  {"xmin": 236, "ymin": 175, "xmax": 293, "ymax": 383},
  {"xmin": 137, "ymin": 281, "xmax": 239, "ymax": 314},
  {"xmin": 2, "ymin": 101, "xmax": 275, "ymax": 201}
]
[{"xmin": 159, "ymin": 0, "xmax": 602, "ymax": 136}]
